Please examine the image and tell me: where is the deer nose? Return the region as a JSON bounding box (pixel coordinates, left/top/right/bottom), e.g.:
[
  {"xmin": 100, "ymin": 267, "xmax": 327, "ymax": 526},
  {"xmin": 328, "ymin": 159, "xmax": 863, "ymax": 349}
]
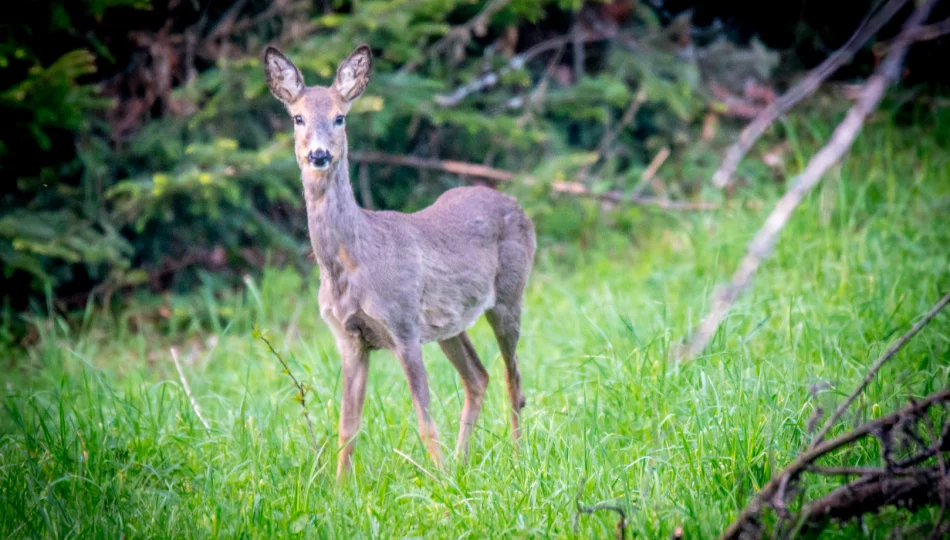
[{"xmin": 307, "ymin": 149, "xmax": 333, "ymax": 168}]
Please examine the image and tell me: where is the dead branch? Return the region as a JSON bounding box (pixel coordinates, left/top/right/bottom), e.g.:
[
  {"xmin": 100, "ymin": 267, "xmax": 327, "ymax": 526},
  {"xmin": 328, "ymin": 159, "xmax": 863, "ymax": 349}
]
[
  {"xmin": 811, "ymin": 291, "xmax": 950, "ymax": 448},
  {"xmin": 551, "ymin": 181, "xmax": 718, "ymax": 211},
  {"xmin": 711, "ymin": 0, "xmax": 910, "ymax": 189},
  {"xmin": 631, "ymin": 146, "xmax": 671, "ymax": 198},
  {"xmin": 680, "ymin": 0, "xmax": 936, "ymax": 362},
  {"xmin": 516, "ymin": 41, "xmax": 567, "ymax": 124},
  {"xmin": 170, "ymin": 347, "xmax": 211, "ymax": 430},
  {"xmin": 254, "ymin": 328, "xmax": 321, "ymax": 455},
  {"xmin": 916, "ymin": 17, "xmax": 950, "ymax": 41},
  {"xmin": 573, "ymin": 477, "xmax": 629, "ymax": 540},
  {"xmin": 577, "ymin": 89, "xmax": 648, "ymax": 183},
  {"xmin": 799, "ymin": 467, "xmax": 942, "ymax": 526},
  {"xmin": 350, "ymin": 151, "xmax": 517, "ymax": 183},
  {"xmin": 434, "ymin": 29, "xmax": 619, "ymax": 107},
  {"xmin": 721, "ymin": 390, "xmax": 950, "ymax": 540},
  {"xmin": 350, "ymin": 151, "xmax": 717, "ymax": 211}
]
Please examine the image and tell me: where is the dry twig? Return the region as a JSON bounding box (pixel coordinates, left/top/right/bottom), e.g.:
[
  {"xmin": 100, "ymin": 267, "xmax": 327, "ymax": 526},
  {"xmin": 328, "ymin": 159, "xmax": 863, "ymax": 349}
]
[
  {"xmin": 721, "ymin": 390, "xmax": 950, "ymax": 539},
  {"xmin": 679, "ymin": 0, "xmax": 936, "ymax": 362},
  {"xmin": 573, "ymin": 477, "xmax": 629, "ymax": 540},
  {"xmin": 351, "ymin": 151, "xmax": 518, "ymax": 183},
  {"xmin": 433, "ymin": 29, "xmax": 620, "ymax": 107},
  {"xmin": 577, "ymin": 89, "xmax": 648, "ymax": 183},
  {"xmin": 170, "ymin": 347, "xmax": 211, "ymax": 430},
  {"xmin": 711, "ymin": 0, "xmax": 910, "ymax": 189},
  {"xmin": 253, "ymin": 328, "xmax": 321, "ymax": 455},
  {"xmin": 811, "ymin": 291, "xmax": 950, "ymax": 448},
  {"xmin": 551, "ymin": 181, "xmax": 717, "ymax": 211},
  {"xmin": 350, "ymin": 151, "xmax": 716, "ymax": 211}
]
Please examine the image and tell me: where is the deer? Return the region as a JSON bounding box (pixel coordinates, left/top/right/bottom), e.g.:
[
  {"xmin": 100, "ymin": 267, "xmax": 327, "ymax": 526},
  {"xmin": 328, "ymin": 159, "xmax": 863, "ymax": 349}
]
[{"xmin": 262, "ymin": 44, "xmax": 536, "ymax": 479}]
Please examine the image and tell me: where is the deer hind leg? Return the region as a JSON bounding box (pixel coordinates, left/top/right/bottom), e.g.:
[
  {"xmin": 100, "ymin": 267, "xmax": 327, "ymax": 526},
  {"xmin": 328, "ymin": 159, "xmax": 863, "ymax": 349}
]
[
  {"xmin": 486, "ymin": 303, "xmax": 526, "ymax": 443},
  {"xmin": 438, "ymin": 332, "xmax": 488, "ymax": 461},
  {"xmin": 487, "ymin": 215, "xmax": 533, "ymax": 445},
  {"xmin": 395, "ymin": 341, "xmax": 443, "ymax": 469}
]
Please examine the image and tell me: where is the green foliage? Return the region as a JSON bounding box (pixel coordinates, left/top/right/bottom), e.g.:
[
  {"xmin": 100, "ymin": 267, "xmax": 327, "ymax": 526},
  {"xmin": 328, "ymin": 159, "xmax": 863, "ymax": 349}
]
[
  {"xmin": 2, "ymin": 122, "xmax": 949, "ymax": 537},
  {"xmin": 0, "ymin": 0, "xmax": 776, "ymax": 309}
]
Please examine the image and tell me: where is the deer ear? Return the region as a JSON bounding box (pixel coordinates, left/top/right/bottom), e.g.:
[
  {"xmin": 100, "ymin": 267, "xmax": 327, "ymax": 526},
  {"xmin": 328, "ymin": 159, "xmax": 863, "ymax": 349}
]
[
  {"xmin": 263, "ymin": 47, "xmax": 305, "ymax": 104},
  {"xmin": 334, "ymin": 45, "xmax": 372, "ymax": 102}
]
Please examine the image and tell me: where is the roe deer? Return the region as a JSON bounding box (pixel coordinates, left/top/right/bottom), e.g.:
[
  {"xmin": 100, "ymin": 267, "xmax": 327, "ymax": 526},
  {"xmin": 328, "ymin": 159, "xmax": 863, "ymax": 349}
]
[{"xmin": 263, "ymin": 44, "xmax": 536, "ymax": 478}]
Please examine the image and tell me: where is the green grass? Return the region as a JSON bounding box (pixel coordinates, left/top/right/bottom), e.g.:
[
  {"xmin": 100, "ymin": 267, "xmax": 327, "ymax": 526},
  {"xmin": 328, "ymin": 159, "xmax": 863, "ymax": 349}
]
[{"xmin": 2, "ymin": 112, "xmax": 950, "ymax": 538}]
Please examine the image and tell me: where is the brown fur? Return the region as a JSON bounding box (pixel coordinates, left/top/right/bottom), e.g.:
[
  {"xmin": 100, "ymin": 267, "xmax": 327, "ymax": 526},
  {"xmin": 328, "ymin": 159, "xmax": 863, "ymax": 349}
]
[{"xmin": 263, "ymin": 45, "xmax": 537, "ymax": 479}]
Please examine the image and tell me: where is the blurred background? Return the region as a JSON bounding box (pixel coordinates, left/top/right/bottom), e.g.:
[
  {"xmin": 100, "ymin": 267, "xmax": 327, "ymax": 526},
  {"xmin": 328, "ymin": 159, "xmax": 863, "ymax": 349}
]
[{"xmin": 1, "ymin": 0, "xmax": 948, "ymax": 340}]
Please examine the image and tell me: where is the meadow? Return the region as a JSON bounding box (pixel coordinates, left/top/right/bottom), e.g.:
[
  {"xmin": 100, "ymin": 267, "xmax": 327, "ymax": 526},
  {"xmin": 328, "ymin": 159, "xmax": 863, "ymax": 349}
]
[{"xmin": 2, "ymin": 114, "xmax": 949, "ymax": 538}]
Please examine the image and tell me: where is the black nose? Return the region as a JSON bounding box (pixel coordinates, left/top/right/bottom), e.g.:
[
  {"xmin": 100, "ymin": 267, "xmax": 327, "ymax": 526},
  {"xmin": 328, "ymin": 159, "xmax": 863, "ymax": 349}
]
[{"xmin": 307, "ymin": 149, "xmax": 332, "ymax": 167}]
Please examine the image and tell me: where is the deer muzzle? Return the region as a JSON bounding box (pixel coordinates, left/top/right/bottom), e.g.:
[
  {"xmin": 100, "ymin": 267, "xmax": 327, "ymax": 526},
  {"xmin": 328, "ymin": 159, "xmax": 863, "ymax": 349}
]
[{"xmin": 307, "ymin": 149, "xmax": 333, "ymax": 170}]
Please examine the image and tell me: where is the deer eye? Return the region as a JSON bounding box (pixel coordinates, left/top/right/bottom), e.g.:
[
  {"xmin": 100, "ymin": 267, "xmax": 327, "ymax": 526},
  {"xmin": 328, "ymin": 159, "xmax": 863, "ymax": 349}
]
[
  {"xmin": 293, "ymin": 115, "xmax": 304, "ymax": 126},
  {"xmin": 334, "ymin": 115, "xmax": 345, "ymax": 126}
]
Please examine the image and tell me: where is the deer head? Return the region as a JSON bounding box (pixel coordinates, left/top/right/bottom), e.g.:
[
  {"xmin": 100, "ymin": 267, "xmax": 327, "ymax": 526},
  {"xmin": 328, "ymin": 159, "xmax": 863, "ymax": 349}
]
[{"xmin": 263, "ymin": 45, "xmax": 372, "ymax": 172}]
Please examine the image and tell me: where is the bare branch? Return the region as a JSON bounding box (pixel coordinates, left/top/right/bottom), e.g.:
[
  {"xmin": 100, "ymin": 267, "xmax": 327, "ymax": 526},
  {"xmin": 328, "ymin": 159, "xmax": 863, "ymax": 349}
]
[
  {"xmin": 577, "ymin": 89, "xmax": 648, "ymax": 183},
  {"xmin": 573, "ymin": 477, "xmax": 629, "ymax": 540},
  {"xmin": 680, "ymin": 0, "xmax": 936, "ymax": 362},
  {"xmin": 350, "ymin": 151, "xmax": 716, "ymax": 211},
  {"xmin": 433, "ymin": 29, "xmax": 618, "ymax": 107},
  {"xmin": 551, "ymin": 181, "xmax": 718, "ymax": 211},
  {"xmin": 916, "ymin": 17, "xmax": 950, "ymax": 41},
  {"xmin": 170, "ymin": 347, "xmax": 211, "ymax": 430},
  {"xmin": 254, "ymin": 329, "xmax": 321, "ymax": 455},
  {"xmin": 350, "ymin": 151, "xmax": 518, "ymax": 183},
  {"xmin": 811, "ymin": 291, "xmax": 950, "ymax": 448},
  {"xmin": 720, "ymin": 390, "xmax": 950, "ymax": 540},
  {"xmin": 799, "ymin": 467, "xmax": 943, "ymax": 527},
  {"xmin": 711, "ymin": 0, "xmax": 910, "ymax": 189}
]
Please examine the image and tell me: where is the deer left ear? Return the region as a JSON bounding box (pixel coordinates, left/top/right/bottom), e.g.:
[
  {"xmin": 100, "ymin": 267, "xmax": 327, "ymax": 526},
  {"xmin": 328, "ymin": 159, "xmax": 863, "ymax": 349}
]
[{"xmin": 335, "ymin": 45, "xmax": 372, "ymax": 103}]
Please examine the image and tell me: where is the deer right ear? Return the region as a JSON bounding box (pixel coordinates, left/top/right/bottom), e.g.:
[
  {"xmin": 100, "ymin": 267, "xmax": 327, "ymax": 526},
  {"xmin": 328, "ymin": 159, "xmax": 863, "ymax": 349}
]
[
  {"xmin": 334, "ymin": 45, "xmax": 372, "ymax": 103},
  {"xmin": 263, "ymin": 47, "xmax": 305, "ymax": 104}
]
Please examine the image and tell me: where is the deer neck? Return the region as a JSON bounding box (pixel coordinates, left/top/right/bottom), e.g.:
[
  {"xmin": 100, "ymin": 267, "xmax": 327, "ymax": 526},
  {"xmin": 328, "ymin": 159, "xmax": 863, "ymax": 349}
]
[{"xmin": 301, "ymin": 155, "xmax": 364, "ymax": 279}]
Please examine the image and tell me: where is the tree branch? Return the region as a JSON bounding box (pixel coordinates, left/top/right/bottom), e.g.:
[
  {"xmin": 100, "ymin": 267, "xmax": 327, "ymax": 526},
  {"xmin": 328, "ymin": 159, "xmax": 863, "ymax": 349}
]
[
  {"xmin": 810, "ymin": 291, "xmax": 950, "ymax": 448},
  {"xmin": 170, "ymin": 347, "xmax": 210, "ymax": 430},
  {"xmin": 350, "ymin": 151, "xmax": 717, "ymax": 211},
  {"xmin": 720, "ymin": 390, "xmax": 950, "ymax": 540},
  {"xmin": 680, "ymin": 0, "xmax": 936, "ymax": 362},
  {"xmin": 711, "ymin": 0, "xmax": 910, "ymax": 189}
]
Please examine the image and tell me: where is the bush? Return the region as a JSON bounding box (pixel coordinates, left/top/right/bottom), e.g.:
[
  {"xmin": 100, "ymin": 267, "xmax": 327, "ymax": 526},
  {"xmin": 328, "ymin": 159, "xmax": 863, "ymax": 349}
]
[{"xmin": 2, "ymin": 0, "xmax": 796, "ymax": 318}]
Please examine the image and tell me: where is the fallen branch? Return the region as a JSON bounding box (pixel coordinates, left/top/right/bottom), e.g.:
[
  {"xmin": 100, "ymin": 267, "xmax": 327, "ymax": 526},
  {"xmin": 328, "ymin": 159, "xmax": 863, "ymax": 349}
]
[
  {"xmin": 679, "ymin": 0, "xmax": 936, "ymax": 362},
  {"xmin": 170, "ymin": 347, "xmax": 211, "ymax": 430},
  {"xmin": 573, "ymin": 477, "xmax": 629, "ymax": 540},
  {"xmin": 711, "ymin": 0, "xmax": 910, "ymax": 189},
  {"xmin": 799, "ymin": 467, "xmax": 942, "ymax": 526},
  {"xmin": 551, "ymin": 181, "xmax": 717, "ymax": 211},
  {"xmin": 350, "ymin": 151, "xmax": 717, "ymax": 211},
  {"xmin": 811, "ymin": 291, "xmax": 950, "ymax": 448},
  {"xmin": 721, "ymin": 389, "xmax": 950, "ymax": 539},
  {"xmin": 351, "ymin": 151, "xmax": 517, "ymax": 183},
  {"xmin": 253, "ymin": 327, "xmax": 321, "ymax": 455}
]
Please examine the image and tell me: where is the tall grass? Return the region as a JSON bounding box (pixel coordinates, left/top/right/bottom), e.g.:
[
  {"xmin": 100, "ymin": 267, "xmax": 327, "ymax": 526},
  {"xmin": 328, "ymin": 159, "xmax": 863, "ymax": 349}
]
[{"xmin": 2, "ymin": 112, "xmax": 949, "ymax": 538}]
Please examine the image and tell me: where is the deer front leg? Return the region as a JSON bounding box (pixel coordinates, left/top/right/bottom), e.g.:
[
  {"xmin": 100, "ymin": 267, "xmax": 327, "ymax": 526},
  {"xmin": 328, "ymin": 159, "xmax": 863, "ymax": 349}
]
[
  {"xmin": 337, "ymin": 342, "xmax": 370, "ymax": 481},
  {"xmin": 396, "ymin": 341, "xmax": 443, "ymax": 469}
]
